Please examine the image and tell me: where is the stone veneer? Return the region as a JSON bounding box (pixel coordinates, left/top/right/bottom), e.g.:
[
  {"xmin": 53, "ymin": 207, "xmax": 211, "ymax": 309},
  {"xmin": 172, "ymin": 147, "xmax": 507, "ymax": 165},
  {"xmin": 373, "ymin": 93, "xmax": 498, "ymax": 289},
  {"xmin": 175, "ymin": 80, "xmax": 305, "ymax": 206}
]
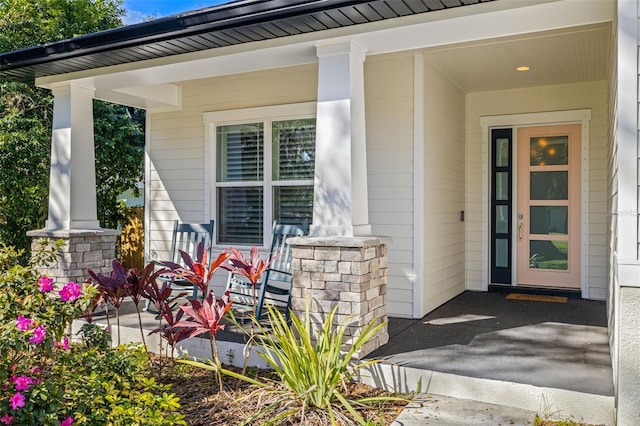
[
  {"xmin": 287, "ymin": 236, "xmax": 390, "ymax": 358},
  {"xmin": 27, "ymin": 229, "xmax": 120, "ymax": 285}
]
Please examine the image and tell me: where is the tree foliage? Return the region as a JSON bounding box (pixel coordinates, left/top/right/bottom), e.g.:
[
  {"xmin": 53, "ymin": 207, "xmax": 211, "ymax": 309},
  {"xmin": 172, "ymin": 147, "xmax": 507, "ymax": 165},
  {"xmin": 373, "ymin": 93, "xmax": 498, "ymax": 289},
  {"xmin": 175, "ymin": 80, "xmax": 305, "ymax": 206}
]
[{"xmin": 0, "ymin": 0, "xmax": 144, "ymax": 253}]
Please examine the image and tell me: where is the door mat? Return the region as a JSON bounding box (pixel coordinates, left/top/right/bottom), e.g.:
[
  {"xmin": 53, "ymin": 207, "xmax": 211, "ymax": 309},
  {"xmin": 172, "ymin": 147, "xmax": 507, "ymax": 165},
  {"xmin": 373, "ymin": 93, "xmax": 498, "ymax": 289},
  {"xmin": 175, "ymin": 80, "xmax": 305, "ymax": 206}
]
[{"xmin": 506, "ymin": 293, "xmax": 568, "ymax": 303}]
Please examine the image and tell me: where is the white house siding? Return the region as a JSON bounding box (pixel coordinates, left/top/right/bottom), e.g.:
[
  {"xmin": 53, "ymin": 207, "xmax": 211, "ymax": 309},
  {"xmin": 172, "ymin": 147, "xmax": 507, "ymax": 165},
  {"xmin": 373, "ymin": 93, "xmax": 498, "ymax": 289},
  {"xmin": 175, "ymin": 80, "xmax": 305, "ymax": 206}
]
[
  {"xmin": 420, "ymin": 62, "xmax": 466, "ymax": 314},
  {"xmin": 364, "ymin": 53, "xmax": 415, "ymax": 317},
  {"xmin": 147, "ymin": 64, "xmax": 318, "ymax": 290},
  {"xmin": 466, "ymin": 81, "xmax": 609, "ymax": 298},
  {"xmin": 148, "ymin": 57, "xmax": 417, "ymax": 317}
]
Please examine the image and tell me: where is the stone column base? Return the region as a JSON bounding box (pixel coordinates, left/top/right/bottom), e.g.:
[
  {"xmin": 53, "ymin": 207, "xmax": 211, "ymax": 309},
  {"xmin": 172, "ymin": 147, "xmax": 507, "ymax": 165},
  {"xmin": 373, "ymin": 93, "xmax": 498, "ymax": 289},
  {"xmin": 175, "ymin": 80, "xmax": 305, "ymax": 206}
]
[
  {"xmin": 27, "ymin": 228, "xmax": 120, "ymax": 285},
  {"xmin": 288, "ymin": 236, "xmax": 391, "ymax": 358}
]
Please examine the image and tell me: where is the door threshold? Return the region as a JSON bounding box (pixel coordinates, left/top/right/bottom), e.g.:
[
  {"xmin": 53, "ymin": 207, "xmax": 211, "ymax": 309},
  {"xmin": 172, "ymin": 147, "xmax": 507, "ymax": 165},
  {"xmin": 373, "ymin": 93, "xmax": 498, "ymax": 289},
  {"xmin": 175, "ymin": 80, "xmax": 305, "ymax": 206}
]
[{"xmin": 488, "ymin": 285, "xmax": 581, "ymax": 299}]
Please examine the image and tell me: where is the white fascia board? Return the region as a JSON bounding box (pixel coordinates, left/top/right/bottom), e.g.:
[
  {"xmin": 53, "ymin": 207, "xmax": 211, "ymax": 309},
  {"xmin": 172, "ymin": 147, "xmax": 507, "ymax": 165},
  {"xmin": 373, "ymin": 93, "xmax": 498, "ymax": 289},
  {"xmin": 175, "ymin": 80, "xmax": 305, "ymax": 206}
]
[{"xmin": 35, "ymin": 0, "xmax": 613, "ymax": 107}]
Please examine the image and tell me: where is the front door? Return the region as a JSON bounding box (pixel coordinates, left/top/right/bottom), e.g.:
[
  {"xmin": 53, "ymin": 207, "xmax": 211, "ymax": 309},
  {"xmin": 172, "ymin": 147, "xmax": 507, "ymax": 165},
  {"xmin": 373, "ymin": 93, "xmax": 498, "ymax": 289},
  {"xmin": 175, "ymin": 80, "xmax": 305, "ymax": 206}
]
[{"xmin": 516, "ymin": 124, "xmax": 581, "ymax": 289}]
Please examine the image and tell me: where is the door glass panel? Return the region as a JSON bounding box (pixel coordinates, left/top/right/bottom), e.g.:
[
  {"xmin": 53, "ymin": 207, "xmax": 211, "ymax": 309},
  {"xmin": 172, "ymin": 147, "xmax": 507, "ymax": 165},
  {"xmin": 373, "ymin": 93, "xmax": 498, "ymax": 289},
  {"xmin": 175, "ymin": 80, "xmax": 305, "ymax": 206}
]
[
  {"xmin": 530, "ymin": 136, "xmax": 569, "ymax": 166},
  {"xmin": 496, "ymin": 205, "xmax": 509, "ymax": 234},
  {"xmin": 530, "ymin": 171, "xmax": 568, "ymax": 200},
  {"xmin": 529, "ymin": 240, "xmax": 568, "ymax": 270},
  {"xmin": 496, "ymin": 172, "xmax": 509, "ymax": 200},
  {"xmin": 496, "ymin": 138, "xmax": 509, "ymax": 167},
  {"xmin": 530, "ymin": 206, "xmax": 568, "ymax": 235},
  {"xmin": 496, "ymin": 238, "xmax": 509, "ymax": 267}
]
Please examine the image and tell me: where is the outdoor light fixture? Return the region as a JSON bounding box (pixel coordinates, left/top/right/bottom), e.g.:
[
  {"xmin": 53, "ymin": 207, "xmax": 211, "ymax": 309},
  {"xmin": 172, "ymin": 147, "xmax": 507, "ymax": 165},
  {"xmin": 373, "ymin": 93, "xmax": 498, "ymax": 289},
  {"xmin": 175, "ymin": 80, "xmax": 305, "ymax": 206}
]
[{"xmin": 516, "ymin": 65, "xmax": 531, "ymax": 71}]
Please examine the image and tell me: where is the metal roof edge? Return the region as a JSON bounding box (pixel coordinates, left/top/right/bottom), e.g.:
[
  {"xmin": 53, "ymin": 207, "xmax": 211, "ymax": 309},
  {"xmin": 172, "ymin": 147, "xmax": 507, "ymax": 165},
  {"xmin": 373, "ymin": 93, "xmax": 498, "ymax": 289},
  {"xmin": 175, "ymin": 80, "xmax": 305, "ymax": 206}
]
[{"xmin": 0, "ymin": 0, "xmax": 365, "ymax": 73}]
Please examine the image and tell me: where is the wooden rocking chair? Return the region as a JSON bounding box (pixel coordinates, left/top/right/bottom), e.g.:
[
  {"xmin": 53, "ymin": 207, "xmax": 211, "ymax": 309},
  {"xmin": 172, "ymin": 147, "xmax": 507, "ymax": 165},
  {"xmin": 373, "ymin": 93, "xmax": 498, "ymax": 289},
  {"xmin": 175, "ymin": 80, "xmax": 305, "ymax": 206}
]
[{"xmin": 226, "ymin": 222, "xmax": 306, "ymax": 322}]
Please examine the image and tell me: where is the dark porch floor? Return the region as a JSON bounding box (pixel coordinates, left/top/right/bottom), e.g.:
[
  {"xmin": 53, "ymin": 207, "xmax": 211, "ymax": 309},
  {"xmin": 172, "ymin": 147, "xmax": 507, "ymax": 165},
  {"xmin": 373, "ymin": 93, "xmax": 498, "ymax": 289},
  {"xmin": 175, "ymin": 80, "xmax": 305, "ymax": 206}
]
[{"xmin": 369, "ymin": 290, "xmax": 613, "ymax": 396}]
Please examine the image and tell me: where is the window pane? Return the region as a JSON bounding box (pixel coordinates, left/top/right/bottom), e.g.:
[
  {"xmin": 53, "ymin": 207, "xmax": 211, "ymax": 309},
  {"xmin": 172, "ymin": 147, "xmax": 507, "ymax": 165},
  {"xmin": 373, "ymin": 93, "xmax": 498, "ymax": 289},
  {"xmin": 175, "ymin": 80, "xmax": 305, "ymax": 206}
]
[
  {"xmin": 218, "ymin": 187, "xmax": 263, "ymax": 244},
  {"xmin": 530, "ymin": 206, "xmax": 568, "ymax": 235},
  {"xmin": 496, "ymin": 172, "xmax": 509, "ymax": 201},
  {"xmin": 529, "ymin": 136, "xmax": 568, "ymax": 166},
  {"xmin": 495, "ymin": 238, "xmax": 508, "ymax": 268},
  {"xmin": 274, "ymin": 186, "xmax": 313, "ymax": 227},
  {"xmin": 495, "ymin": 205, "xmax": 509, "ymax": 234},
  {"xmin": 530, "ymin": 171, "xmax": 568, "ymax": 200},
  {"xmin": 272, "ymin": 119, "xmax": 316, "ymax": 180},
  {"xmin": 495, "ymin": 138, "xmax": 509, "ymax": 167},
  {"xmin": 217, "ymin": 123, "xmax": 263, "ymax": 182},
  {"xmin": 529, "ymin": 240, "xmax": 568, "ymax": 270}
]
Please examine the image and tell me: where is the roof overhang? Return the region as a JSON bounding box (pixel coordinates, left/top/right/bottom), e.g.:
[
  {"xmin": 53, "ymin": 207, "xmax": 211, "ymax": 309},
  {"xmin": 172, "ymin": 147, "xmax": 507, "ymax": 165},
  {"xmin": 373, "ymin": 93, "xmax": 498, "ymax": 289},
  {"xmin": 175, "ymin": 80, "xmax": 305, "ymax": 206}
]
[{"xmin": 0, "ymin": 0, "xmax": 614, "ymax": 111}]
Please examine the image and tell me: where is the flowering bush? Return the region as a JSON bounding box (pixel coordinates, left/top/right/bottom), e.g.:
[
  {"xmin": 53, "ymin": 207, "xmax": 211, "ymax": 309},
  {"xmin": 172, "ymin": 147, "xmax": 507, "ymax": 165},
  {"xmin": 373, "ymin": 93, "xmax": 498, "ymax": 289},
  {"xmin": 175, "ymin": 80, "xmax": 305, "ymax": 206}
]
[{"xmin": 0, "ymin": 242, "xmax": 185, "ymax": 425}]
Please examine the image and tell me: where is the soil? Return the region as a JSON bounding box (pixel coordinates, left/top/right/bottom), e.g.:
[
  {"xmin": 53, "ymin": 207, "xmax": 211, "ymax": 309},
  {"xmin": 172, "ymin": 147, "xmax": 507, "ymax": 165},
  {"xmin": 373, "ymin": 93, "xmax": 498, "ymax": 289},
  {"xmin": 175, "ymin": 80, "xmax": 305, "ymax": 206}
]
[{"xmin": 153, "ymin": 358, "xmax": 408, "ymax": 426}]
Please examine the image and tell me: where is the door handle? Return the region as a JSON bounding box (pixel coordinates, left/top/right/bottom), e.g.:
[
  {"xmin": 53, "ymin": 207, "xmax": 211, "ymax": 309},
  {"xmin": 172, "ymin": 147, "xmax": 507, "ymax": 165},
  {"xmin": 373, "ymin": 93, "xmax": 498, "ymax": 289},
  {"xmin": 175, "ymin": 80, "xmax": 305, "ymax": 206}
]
[{"xmin": 519, "ymin": 222, "xmax": 523, "ymax": 240}]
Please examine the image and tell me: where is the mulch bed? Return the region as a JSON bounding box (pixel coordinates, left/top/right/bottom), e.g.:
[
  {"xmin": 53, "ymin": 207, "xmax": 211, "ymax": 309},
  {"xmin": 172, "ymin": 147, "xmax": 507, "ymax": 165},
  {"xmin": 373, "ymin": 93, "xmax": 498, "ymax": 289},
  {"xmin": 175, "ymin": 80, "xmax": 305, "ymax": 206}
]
[{"xmin": 153, "ymin": 358, "xmax": 408, "ymax": 425}]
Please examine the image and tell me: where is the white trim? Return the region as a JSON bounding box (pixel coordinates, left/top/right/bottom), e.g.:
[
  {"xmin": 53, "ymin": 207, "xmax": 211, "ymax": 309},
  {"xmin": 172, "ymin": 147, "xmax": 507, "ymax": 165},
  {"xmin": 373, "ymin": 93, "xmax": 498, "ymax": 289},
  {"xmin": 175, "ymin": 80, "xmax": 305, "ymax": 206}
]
[
  {"xmin": 143, "ymin": 112, "xmax": 152, "ymax": 263},
  {"xmin": 203, "ymin": 102, "xmax": 316, "ymax": 249},
  {"xmin": 413, "ymin": 53, "xmax": 425, "ymax": 319},
  {"xmin": 203, "ymin": 103, "xmax": 316, "ymax": 123},
  {"xmin": 480, "ymin": 109, "xmax": 592, "ymax": 296},
  {"xmin": 203, "ymin": 116, "xmax": 213, "ymax": 224},
  {"xmin": 481, "ymin": 121, "xmax": 490, "ymax": 290},
  {"xmin": 616, "ymin": 0, "xmax": 639, "ymax": 267},
  {"xmin": 580, "ymin": 119, "xmax": 590, "ymax": 297}
]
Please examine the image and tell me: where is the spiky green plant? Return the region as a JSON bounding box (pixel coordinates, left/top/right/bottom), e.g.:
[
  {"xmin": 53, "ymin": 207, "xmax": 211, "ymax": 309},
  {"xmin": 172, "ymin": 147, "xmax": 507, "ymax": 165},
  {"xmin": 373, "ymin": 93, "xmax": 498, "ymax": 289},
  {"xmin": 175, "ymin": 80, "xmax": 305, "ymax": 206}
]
[
  {"xmin": 181, "ymin": 301, "xmax": 405, "ymax": 425},
  {"xmin": 249, "ymin": 302, "xmax": 402, "ymax": 425}
]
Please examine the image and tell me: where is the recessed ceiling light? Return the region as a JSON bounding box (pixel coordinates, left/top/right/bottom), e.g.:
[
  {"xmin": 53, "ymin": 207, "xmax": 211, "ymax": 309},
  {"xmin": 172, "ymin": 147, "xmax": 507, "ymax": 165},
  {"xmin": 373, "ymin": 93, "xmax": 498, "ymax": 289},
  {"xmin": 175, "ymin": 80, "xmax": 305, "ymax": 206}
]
[{"xmin": 516, "ymin": 66, "xmax": 531, "ymax": 72}]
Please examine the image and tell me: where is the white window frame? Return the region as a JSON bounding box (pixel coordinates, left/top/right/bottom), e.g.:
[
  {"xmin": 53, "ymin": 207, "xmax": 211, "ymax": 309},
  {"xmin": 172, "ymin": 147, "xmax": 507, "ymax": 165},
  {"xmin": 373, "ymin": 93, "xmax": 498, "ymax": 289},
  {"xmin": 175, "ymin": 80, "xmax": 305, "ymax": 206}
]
[{"xmin": 204, "ymin": 102, "xmax": 316, "ymax": 249}]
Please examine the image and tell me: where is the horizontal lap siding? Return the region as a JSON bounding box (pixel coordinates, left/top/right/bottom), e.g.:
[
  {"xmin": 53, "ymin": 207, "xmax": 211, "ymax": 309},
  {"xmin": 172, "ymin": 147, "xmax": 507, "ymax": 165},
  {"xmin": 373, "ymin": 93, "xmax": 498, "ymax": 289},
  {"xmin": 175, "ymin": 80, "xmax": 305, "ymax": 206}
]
[
  {"xmin": 422, "ymin": 63, "xmax": 466, "ymax": 313},
  {"xmin": 365, "ymin": 54, "xmax": 415, "ymax": 317},
  {"xmin": 149, "ymin": 59, "xmax": 417, "ymax": 315},
  {"xmin": 466, "ymin": 81, "xmax": 609, "ymax": 298},
  {"xmin": 148, "ymin": 64, "xmax": 317, "ymax": 292}
]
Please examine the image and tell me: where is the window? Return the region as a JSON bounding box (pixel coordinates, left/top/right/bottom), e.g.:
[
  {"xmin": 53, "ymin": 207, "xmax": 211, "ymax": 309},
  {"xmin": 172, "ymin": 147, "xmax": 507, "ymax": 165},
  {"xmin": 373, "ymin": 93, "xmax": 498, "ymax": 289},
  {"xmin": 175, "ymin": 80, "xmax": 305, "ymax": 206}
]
[{"xmin": 205, "ymin": 103, "xmax": 315, "ymax": 246}]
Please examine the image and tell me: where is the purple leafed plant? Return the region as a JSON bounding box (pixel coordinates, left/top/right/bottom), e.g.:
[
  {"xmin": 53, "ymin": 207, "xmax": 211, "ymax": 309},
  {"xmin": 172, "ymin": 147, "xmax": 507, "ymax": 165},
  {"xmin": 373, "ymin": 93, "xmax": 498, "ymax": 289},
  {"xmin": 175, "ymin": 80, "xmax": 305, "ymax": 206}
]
[
  {"xmin": 162, "ymin": 242, "xmax": 231, "ymax": 298},
  {"xmin": 174, "ymin": 289, "xmax": 233, "ymax": 389}
]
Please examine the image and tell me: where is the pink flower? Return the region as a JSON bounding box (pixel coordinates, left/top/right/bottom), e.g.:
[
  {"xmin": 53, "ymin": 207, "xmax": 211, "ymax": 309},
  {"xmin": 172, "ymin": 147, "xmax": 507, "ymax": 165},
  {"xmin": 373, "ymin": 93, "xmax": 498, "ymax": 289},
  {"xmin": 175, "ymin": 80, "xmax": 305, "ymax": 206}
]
[
  {"xmin": 12, "ymin": 375, "xmax": 34, "ymax": 391},
  {"xmin": 54, "ymin": 337, "xmax": 71, "ymax": 351},
  {"xmin": 9, "ymin": 392, "xmax": 25, "ymax": 410},
  {"xmin": 60, "ymin": 417, "xmax": 74, "ymax": 426},
  {"xmin": 15, "ymin": 316, "xmax": 35, "ymax": 331},
  {"xmin": 29, "ymin": 325, "xmax": 46, "ymax": 344},
  {"xmin": 59, "ymin": 282, "xmax": 82, "ymax": 302},
  {"xmin": 37, "ymin": 276, "xmax": 55, "ymax": 292},
  {"xmin": 0, "ymin": 414, "xmax": 13, "ymax": 424}
]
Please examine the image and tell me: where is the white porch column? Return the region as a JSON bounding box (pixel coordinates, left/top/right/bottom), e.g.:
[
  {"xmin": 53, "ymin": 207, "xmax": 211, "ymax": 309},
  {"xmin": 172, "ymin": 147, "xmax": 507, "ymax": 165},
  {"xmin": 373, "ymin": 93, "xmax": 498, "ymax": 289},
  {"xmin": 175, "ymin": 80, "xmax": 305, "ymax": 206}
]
[
  {"xmin": 310, "ymin": 41, "xmax": 371, "ymax": 237},
  {"xmin": 28, "ymin": 83, "xmax": 117, "ymax": 286},
  {"xmin": 45, "ymin": 83, "xmax": 100, "ymax": 230}
]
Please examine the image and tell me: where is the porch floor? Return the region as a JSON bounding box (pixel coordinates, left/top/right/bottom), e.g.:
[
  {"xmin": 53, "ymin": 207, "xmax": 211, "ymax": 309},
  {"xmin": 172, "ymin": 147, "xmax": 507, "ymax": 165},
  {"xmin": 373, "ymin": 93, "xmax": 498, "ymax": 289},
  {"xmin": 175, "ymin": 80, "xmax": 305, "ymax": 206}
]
[
  {"xmin": 369, "ymin": 290, "xmax": 613, "ymax": 396},
  {"xmin": 76, "ymin": 289, "xmax": 614, "ymax": 424}
]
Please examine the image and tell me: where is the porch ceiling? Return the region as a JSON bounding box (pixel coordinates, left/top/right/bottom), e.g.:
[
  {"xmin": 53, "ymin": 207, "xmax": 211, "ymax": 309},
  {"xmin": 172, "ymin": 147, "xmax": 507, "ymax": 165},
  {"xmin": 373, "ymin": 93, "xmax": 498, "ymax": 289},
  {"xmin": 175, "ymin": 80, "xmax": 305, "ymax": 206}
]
[{"xmin": 424, "ymin": 22, "xmax": 611, "ymax": 93}]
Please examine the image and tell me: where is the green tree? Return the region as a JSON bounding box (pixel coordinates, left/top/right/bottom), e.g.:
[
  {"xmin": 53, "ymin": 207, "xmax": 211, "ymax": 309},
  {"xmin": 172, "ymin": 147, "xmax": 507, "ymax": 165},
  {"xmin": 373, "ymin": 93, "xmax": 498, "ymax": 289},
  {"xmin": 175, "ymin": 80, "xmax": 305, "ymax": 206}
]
[{"xmin": 0, "ymin": 0, "xmax": 144, "ymax": 253}]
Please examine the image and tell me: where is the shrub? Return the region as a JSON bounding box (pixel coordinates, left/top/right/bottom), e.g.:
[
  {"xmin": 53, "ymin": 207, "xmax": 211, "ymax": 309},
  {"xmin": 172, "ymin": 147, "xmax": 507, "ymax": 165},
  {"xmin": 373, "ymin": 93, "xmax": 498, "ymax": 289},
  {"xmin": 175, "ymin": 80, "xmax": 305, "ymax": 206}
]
[{"xmin": 0, "ymin": 242, "xmax": 185, "ymax": 425}]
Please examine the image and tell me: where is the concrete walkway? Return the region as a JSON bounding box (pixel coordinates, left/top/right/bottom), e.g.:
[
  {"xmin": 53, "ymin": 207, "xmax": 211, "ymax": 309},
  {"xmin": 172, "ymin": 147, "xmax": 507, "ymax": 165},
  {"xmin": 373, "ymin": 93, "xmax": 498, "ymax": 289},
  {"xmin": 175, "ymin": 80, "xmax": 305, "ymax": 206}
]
[{"xmin": 392, "ymin": 393, "xmax": 538, "ymax": 425}]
